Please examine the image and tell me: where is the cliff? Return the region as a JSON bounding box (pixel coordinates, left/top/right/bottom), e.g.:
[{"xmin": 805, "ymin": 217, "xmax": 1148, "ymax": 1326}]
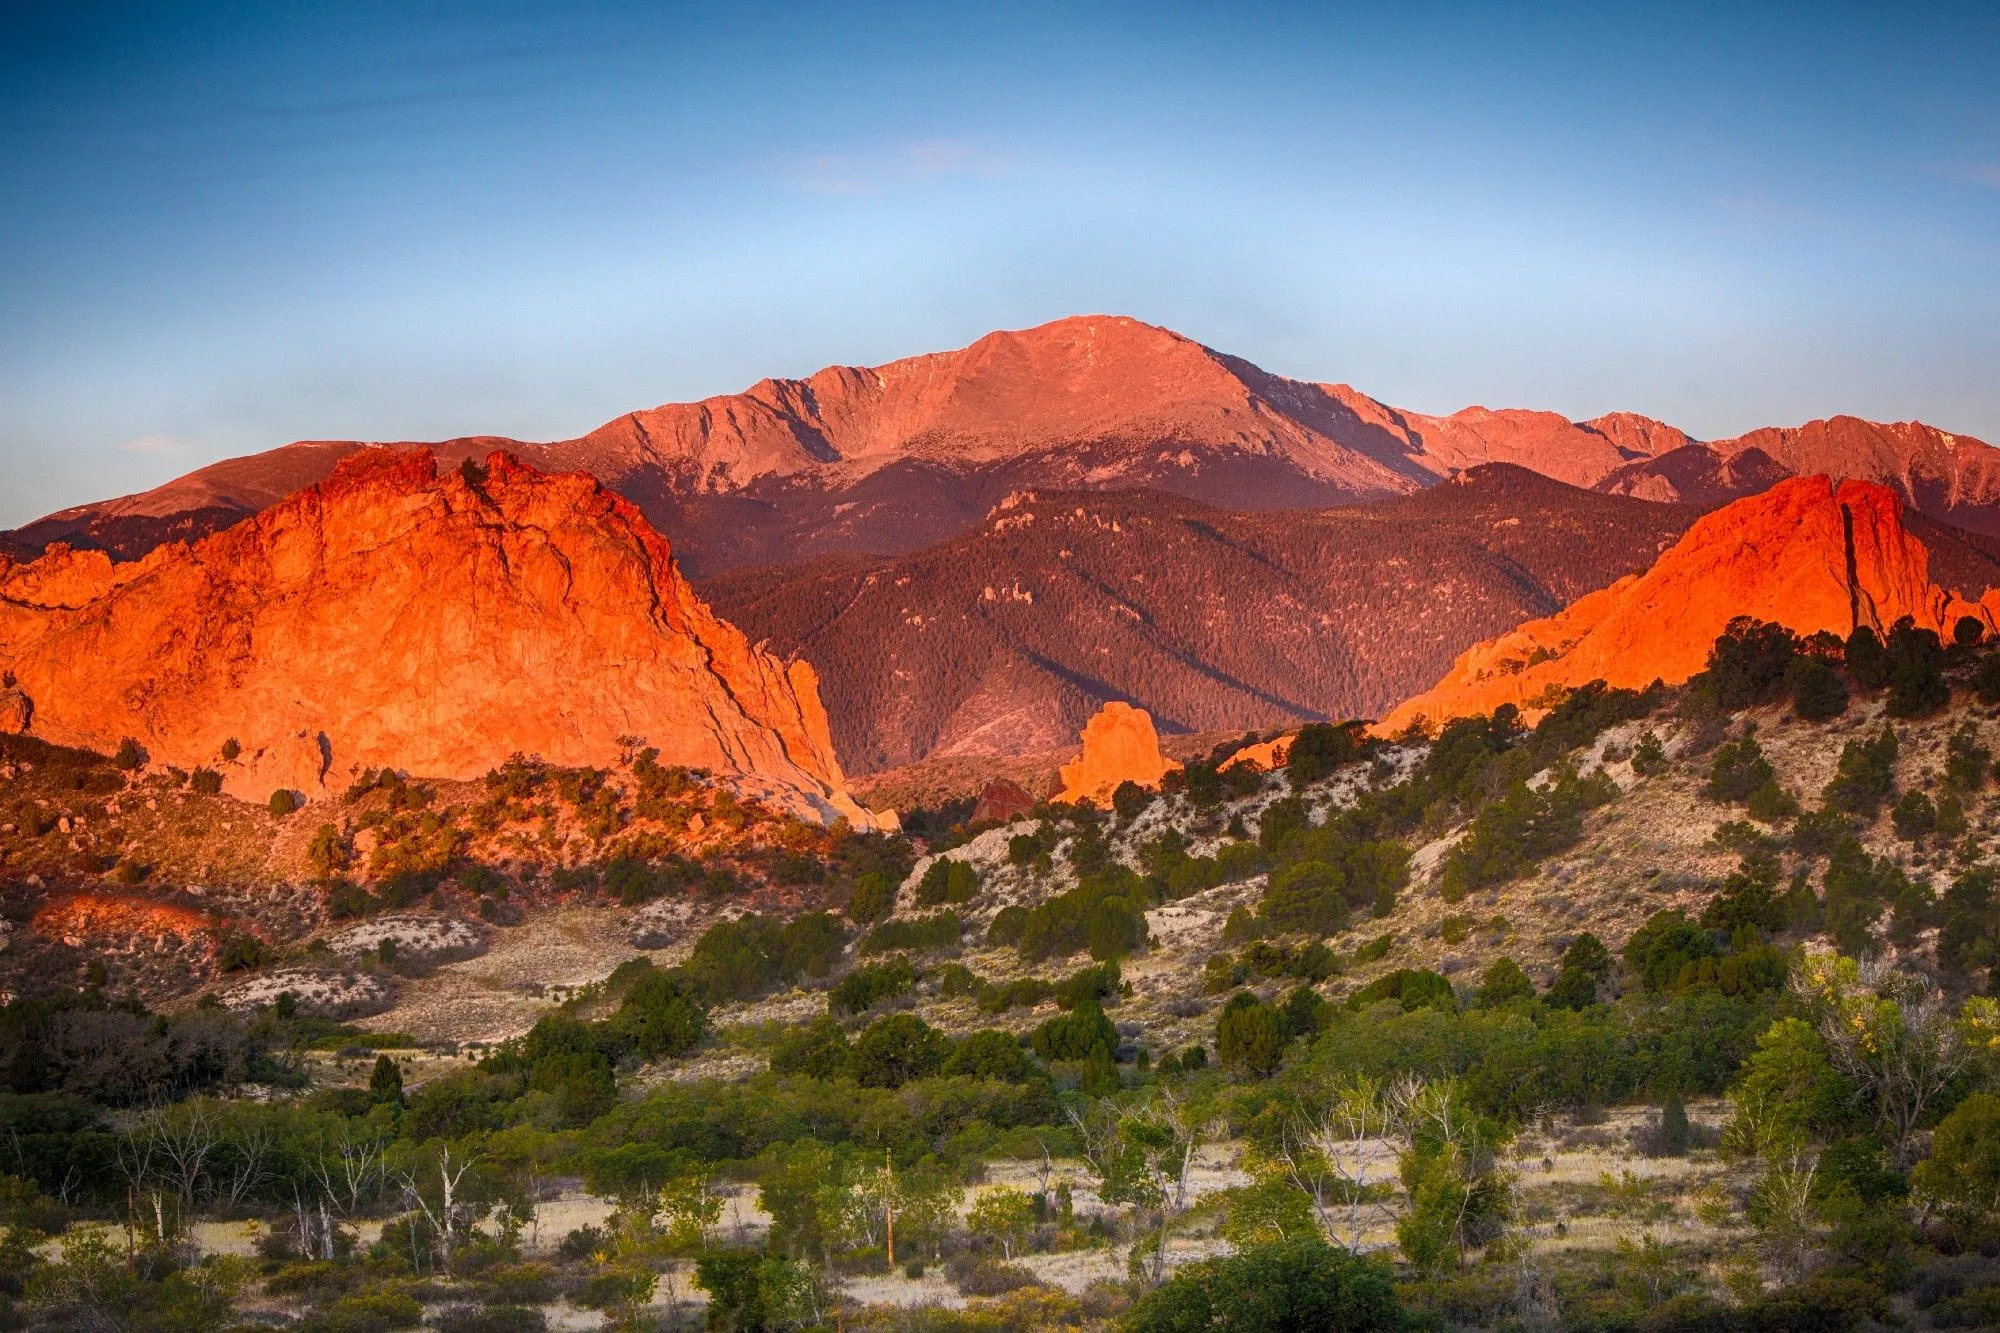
[{"xmin": 0, "ymin": 449, "xmax": 881, "ymax": 827}]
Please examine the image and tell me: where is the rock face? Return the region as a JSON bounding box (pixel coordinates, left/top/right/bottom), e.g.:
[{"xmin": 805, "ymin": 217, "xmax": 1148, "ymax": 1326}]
[
  {"xmin": 1380, "ymin": 476, "xmax": 2000, "ymax": 734},
  {"xmin": 1055, "ymin": 702, "xmax": 1175, "ymax": 805},
  {"xmin": 0, "ymin": 449, "xmax": 880, "ymax": 827},
  {"xmin": 1219, "ymin": 735, "xmax": 1294, "ymax": 773}
]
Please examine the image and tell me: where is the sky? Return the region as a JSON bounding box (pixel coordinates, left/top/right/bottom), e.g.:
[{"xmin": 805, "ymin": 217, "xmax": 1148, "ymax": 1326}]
[{"xmin": 3, "ymin": 2, "xmax": 1998, "ymax": 527}]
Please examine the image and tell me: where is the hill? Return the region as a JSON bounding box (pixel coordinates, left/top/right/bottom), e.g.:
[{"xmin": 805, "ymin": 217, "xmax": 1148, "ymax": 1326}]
[
  {"xmin": 703, "ymin": 466, "xmax": 1700, "ymax": 771},
  {"xmin": 0, "ymin": 315, "xmax": 1689, "ymax": 574}
]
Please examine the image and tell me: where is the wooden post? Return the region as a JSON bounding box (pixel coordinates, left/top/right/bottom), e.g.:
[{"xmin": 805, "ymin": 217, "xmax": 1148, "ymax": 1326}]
[{"xmin": 884, "ymin": 1150, "xmax": 895, "ymax": 1269}]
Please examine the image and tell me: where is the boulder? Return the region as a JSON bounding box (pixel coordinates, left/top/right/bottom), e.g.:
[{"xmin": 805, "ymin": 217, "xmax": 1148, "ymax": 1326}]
[{"xmin": 971, "ymin": 779, "xmax": 1037, "ymax": 824}]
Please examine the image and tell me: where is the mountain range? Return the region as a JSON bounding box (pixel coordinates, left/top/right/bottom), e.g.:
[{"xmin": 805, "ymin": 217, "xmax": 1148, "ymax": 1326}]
[
  {"xmin": 11, "ymin": 313, "xmax": 2000, "ymax": 776},
  {"xmin": 14, "ymin": 316, "xmax": 2000, "ymax": 575}
]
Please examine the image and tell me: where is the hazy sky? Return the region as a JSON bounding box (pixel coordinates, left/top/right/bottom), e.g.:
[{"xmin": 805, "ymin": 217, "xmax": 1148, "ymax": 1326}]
[{"xmin": 4, "ymin": 2, "xmax": 1998, "ymax": 526}]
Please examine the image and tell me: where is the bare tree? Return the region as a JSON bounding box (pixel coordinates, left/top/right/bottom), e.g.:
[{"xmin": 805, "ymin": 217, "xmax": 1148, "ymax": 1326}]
[
  {"xmin": 1068, "ymin": 1088, "xmax": 1211, "ymax": 1284},
  {"xmin": 214, "ymin": 1113, "xmax": 275, "ymax": 1213},
  {"xmin": 310, "ymin": 1123, "xmax": 385, "ymax": 1218},
  {"xmin": 1279, "ymin": 1072, "xmax": 1399, "ymax": 1252},
  {"xmin": 147, "ymin": 1099, "xmax": 220, "ymax": 1215},
  {"xmin": 395, "ymin": 1143, "xmax": 478, "ymax": 1270}
]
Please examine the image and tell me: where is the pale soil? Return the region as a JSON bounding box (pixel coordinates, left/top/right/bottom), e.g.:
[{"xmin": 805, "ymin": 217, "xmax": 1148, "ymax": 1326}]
[{"xmin": 352, "ymin": 905, "xmax": 663, "ymax": 1046}]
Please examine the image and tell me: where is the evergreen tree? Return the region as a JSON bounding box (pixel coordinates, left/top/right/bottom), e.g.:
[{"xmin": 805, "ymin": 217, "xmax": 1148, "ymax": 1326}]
[{"xmin": 369, "ymin": 1053, "xmax": 404, "ymax": 1103}]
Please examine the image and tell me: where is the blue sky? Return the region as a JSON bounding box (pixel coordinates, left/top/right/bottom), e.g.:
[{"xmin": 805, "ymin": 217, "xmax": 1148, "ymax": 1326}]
[{"xmin": 3, "ymin": 2, "xmax": 1997, "ymax": 526}]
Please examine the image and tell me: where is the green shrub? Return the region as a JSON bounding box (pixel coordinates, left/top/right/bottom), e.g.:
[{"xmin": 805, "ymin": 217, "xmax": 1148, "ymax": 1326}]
[
  {"xmin": 1702, "ymin": 618, "xmax": 1799, "ymax": 711},
  {"xmin": 770, "ymin": 1016, "xmax": 850, "ymax": 1079},
  {"xmin": 1347, "ymin": 968, "xmax": 1454, "ymax": 1013},
  {"xmin": 1787, "ymin": 655, "xmax": 1849, "ymax": 720},
  {"xmin": 1746, "ymin": 779, "xmax": 1800, "ymax": 823},
  {"xmin": 1846, "ymin": 625, "xmax": 1890, "ymax": 690},
  {"xmin": 1706, "ymin": 736, "xmax": 1775, "ymax": 803},
  {"xmin": 1823, "ymin": 723, "xmax": 1898, "ymax": 816},
  {"xmin": 850, "ymin": 1013, "xmax": 949, "ymax": 1088},
  {"xmin": 1884, "ymin": 619, "xmax": 1949, "ymax": 718},
  {"xmin": 1891, "ymin": 790, "xmax": 1937, "ymax": 840},
  {"xmin": 190, "ymin": 766, "xmax": 223, "ymax": 795},
  {"xmin": 860, "ymin": 912, "xmax": 963, "ymax": 956},
  {"xmin": 847, "ymin": 871, "xmax": 896, "ymax": 924},
  {"xmin": 1030, "ymin": 995, "xmax": 1117, "ymax": 1063},
  {"xmin": 1286, "ymin": 721, "xmax": 1367, "ymax": 785},
  {"xmin": 985, "ymin": 905, "xmax": 1030, "ymax": 948},
  {"xmin": 1438, "ymin": 768, "xmax": 1611, "ymax": 900},
  {"xmin": 1124, "ymin": 1236, "xmax": 1415, "ymax": 1333},
  {"xmin": 269, "ymin": 789, "xmax": 300, "ymax": 817},
  {"xmin": 943, "ymin": 1029, "xmax": 1036, "ymax": 1082},
  {"xmin": 828, "ymin": 956, "xmax": 916, "ymax": 1017},
  {"xmin": 1975, "ymin": 652, "xmax": 2000, "ymax": 705},
  {"xmin": 1216, "ymin": 992, "xmax": 1285, "ymax": 1077},
  {"xmin": 914, "ymin": 858, "xmax": 980, "ymax": 907},
  {"xmin": 1473, "ymin": 957, "xmax": 1535, "ymax": 1008},
  {"xmin": 1259, "ymin": 861, "xmax": 1349, "ymax": 936}
]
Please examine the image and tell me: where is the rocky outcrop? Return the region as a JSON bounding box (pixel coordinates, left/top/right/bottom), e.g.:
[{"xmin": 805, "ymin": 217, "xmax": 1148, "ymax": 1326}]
[
  {"xmin": 1219, "ymin": 735, "xmax": 1293, "ymax": 773},
  {"xmin": 1381, "ymin": 476, "xmax": 2000, "ymax": 734},
  {"xmin": 1598, "ymin": 418, "xmax": 2000, "ymax": 533},
  {"xmin": 0, "ymin": 688, "xmax": 28, "ymax": 735},
  {"xmin": 0, "ymin": 449, "xmax": 882, "ymax": 827},
  {"xmin": 1055, "ymin": 702, "xmax": 1176, "ymax": 806},
  {"xmin": 971, "ymin": 779, "xmax": 1037, "ymax": 824}
]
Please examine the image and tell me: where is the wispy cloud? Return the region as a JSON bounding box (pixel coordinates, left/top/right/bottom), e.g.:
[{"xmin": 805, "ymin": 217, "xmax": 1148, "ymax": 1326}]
[
  {"xmin": 120, "ymin": 433, "xmax": 190, "ymax": 456},
  {"xmin": 790, "ymin": 138, "xmax": 1010, "ymax": 196}
]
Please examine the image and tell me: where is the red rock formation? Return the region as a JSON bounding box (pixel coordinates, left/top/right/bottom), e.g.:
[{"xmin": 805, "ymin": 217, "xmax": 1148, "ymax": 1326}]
[
  {"xmin": 0, "ymin": 688, "xmax": 28, "ymax": 735},
  {"xmin": 1219, "ymin": 735, "xmax": 1294, "ymax": 773},
  {"xmin": 34, "ymin": 894, "xmax": 217, "ymax": 944},
  {"xmin": 1599, "ymin": 417, "xmax": 2000, "ymax": 533},
  {"xmin": 0, "ymin": 450, "xmax": 881, "ymax": 827},
  {"xmin": 971, "ymin": 779, "xmax": 1038, "ymax": 824},
  {"xmin": 1055, "ymin": 702, "xmax": 1177, "ymax": 805},
  {"xmin": 1380, "ymin": 476, "xmax": 2000, "ymax": 734}
]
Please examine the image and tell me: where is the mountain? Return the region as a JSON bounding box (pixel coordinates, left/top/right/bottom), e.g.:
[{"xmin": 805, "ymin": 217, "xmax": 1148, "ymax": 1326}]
[
  {"xmin": 1597, "ymin": 417, "xmax": 2000, "ymax": 534},
  {"xmin": 0, "ymin": 448, "xmax": 880, "ymax": 827},
  {"xmin": 13, "ymin": 316, "xmax": 1998, "ymax": 576},
  {"xmin": 701, "ymin": 466, "xmax": 1702, "ymax": 772},
  {"xmin": 1380, "ymin": 475, "xmax": 2000, "ymax": 734},
  {"xmin": 3, "ymin": 317, "xmax": 1694, "ymax": 576}
]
